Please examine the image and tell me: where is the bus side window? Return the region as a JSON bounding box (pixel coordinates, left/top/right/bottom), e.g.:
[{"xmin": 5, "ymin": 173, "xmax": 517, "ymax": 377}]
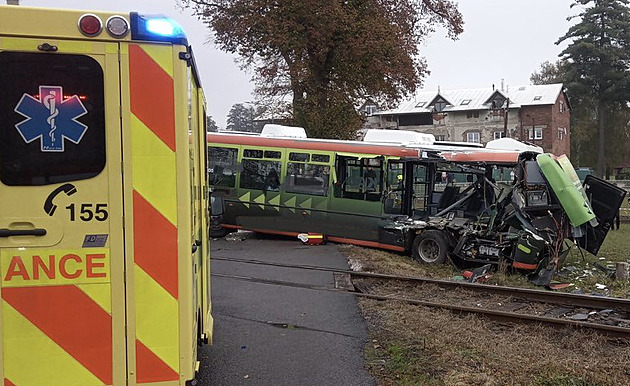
[
  {"xmin": 208, "ymin": 147, "xmax": 238, "ymax": 187},
  {"xmin": 240, "ymin": 159, "xmax": 282, "ymax": 192},
  {"xmin": 286, "ymin": 162, "xmax": 330, "ymax": 196}
]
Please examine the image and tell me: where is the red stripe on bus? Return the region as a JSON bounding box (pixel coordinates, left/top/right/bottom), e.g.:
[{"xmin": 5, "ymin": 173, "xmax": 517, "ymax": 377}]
[
  {"xmin": 129, "ymin": 44, "xmax": 176, "ymax": 152},
  {"xmin": 133, "ymin": 191, "xmax": 179, "ymax": 299},
  {"xmin": 441, "ymin": 151, "xmax": 519, "ymax": 164},
  {"xmin": 135, "ymin": 340, "xmax": 178, "ymax": 383},
  {"xmin": 4, "ymin": 378, "xmax": 16, "ymax": 386},
  {"xmin": 222, "ymin": 225, "xmax": 406, "ymax": 252},
  {"xmin": 2, "ymin": 286, "xmax": 113, "ymax": 385}
]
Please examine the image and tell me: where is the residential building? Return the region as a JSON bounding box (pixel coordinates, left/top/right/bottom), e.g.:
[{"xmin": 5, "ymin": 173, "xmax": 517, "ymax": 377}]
[{"xmin": 366, "ymin": 83, "xmax": 571, "ymax": 157}]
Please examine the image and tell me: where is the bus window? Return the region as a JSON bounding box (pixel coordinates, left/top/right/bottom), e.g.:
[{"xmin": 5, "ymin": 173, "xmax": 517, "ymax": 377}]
[
  {"xmin": 264, "ymin": 150, "xmax": 282, "ymax": 159},
  {"xmin": 240, "ymin": 159, "xmax": 281, "ymax": 191},
  {"xmin": 0, "ymin": 52, "xmax": 105, "ymax": 186},
  {"xmin": 384, "ymin": 162, "xmax": 405, "ymax": 214},
  {"xmin": 412, "ymin": 164, "xmax": 429, "ymax": 213},
  {"xmin": 312, "ymin": 154, "xmax": 330, "ymax": 163},
  {"xmin": 336, "ymin": 157, "xmax": 383, "ymax": 201},
  {"xmin": 286, "ymin": 163, "xmax": 330, "ymax": 196},
  {"xmin": 208, "ymin": 146, "xmax": 238, "ymax": 187},
  {"xmin": 289, "ymin": 152, "xmax": 310, "ymax": 162}
]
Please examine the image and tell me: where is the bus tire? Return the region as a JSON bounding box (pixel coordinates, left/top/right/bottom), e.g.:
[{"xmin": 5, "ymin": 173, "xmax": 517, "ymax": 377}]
[
  {"xmin": 210, "ymin": 226, "xmax": 229, "ymax": 239},
  {"xmin": 412, "ymin": 230, "xmax": 449, "ymax": 264}
]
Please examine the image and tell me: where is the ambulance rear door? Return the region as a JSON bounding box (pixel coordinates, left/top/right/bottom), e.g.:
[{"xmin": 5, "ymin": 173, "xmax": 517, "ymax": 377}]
[{"xmin": 0, "ymin": 39, "xmax": 126, "ymax": 385}]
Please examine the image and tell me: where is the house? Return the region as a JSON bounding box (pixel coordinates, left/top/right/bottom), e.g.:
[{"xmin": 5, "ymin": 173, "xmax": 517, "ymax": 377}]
[{"xmin": 367, "ymin": 83, "xmax": 571, "ymax": 157}]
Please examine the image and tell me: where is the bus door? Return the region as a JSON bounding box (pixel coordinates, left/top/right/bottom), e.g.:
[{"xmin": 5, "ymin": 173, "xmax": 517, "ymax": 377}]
[
  {"xmin": 0, "ymin": 41, "xmax": 126, "ymax": 384},
  {"xmin": 330, "ymin": 155, "xmax": 384, "ymax": 242},
  {"xmin": 383, "ymin": 160, "xmax": 408, "ymax": 216}
]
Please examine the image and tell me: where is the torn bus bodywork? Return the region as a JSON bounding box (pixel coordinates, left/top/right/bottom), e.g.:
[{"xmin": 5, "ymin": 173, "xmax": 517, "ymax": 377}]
[{"xmin": 382, "ymin": 152, "xmax": 626, "ymax": 280}]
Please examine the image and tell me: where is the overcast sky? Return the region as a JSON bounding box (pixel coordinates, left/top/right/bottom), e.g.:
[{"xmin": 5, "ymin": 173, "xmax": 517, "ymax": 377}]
[{"xmin": 21, "ymin": 0, "xmax": 576, "ymax": 129}]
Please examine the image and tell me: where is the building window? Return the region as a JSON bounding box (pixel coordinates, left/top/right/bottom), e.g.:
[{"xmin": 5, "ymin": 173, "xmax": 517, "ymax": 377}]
[
  {"xmin": 493, "ymin": 131, "xmax": 506, "ymax": 140},
  {"xmin": 559, "ymin": 101, "xmax": 566, "ymax": 113},
  {"xmin": 533, "ymin": 95, "xmax": 542, "ymax": 101},
  {"xmin": 434, "ymin": 101, "xmax": 447, "ymax": 112},
  {"xmin": 435, "ymin": 135, "xmax": 446, "ymax": 141},
  {"xmin": 466, "ymin": 132, "xmax": 480, "ymax": 143},
  {"xmin": 461, "ymin": 99, "xmax": 471, "ymax": 105},
  {"xmin": 558, "ymin": 127, "xmax": 566, "ymax": 140},
  {"xmin": 365, "ymin": 105, "xmax": 377, "ymax": 116},
  {"xmin": 415, "ymin": 101, "xmax": 426, "ymax": 108},
  {"xmin": 528, "ymin": 127, "xmax": 543, "ymax": 140},
  {"xmin": 466, "ymin": 111, "xmax": 480, "ymax": 119}
]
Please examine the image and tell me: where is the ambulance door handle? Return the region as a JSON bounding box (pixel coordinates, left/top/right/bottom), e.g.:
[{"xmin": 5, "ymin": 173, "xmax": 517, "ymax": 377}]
[{"xmin": 0, "ymin": 228, "xmax": 47, "ymax": 237}]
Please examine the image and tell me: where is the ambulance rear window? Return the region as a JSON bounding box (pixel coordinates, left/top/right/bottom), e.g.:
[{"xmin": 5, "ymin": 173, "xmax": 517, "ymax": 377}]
[{"xmin": 0, "ymin": 52, "xmax": 105, "ymax": 186}]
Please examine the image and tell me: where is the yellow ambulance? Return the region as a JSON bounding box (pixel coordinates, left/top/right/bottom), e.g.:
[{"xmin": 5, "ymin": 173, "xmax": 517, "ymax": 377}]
[{"xmin": 0, "ymin": 5, "xmax": 212, "ymax": 385}]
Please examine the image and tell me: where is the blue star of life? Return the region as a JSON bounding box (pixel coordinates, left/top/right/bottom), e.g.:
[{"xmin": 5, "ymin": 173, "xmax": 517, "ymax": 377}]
[{"xmin": 14, "ymin": 85, "xmax": 88, "ymax": 152}]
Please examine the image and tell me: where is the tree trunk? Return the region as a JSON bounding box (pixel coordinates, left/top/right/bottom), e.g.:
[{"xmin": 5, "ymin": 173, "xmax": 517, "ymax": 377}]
[{"xmin": 596, "ymin": 100, "xmax": 606, "ymax": 178}]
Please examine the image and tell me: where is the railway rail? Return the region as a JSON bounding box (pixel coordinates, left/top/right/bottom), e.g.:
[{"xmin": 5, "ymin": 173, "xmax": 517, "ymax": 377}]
[{"xmin": 212, "ymin": 255, "xmax": 630, "ymax": 338}]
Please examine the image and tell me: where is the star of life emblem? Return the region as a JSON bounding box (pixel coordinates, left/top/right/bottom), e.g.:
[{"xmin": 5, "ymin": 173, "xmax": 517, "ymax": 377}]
[{"xmin": 14, "ymin": 85, "xmax": 88, "ymax": 152}]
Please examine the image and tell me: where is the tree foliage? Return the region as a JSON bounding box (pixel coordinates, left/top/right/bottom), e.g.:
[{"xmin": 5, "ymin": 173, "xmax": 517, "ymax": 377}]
[
  {"xmin": 226, "ymin": 103, "xmax": 256, "ymax": 132},
  {"xmin": 555, "ymin": 0, "xmax": 630, "ymax": 176},
  {"xmin": 183, "ymin": 0, "xmax": 463, "ymax": 139},
  {"xmin": 206, "ymin": 115, "xmax": 219, "ymax": 132}
]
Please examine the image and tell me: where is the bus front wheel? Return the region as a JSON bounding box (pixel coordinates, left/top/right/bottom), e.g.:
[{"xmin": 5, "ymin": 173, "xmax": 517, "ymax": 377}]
[{"xmin": 412, "ymin": 230, "xmax": 448, "ymax": 264}]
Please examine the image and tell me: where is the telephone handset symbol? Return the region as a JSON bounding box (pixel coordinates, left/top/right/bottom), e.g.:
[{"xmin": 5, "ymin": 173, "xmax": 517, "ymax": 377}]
[{"xmin": 44, "ymin": 183, "xmax": 77, "ymax": 216}]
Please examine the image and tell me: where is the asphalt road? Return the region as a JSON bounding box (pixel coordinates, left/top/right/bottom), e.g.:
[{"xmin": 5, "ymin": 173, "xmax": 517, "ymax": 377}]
[{"xmin": 196, "ymin": 233, "xmax": 376, "ymax": 386}]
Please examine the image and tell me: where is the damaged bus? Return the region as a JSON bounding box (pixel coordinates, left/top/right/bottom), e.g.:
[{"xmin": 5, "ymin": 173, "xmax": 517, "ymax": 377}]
[{"xmin": 208, "ymin": 126, "xmax": 626, "ymax": 276}]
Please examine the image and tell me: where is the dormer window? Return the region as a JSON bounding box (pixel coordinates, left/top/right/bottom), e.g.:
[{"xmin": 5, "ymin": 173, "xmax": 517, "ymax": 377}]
[
  {"xmin": 364, "ymin": 105, "xmax": 377, "ymax": 116},
  {"xmin": 430, "ymin": 95, "xmax": 450, "ymax": 113},
  {"xmin": 434, "ymin": 101, "xmax": 447, "ymax": 112},
  {"xmin": 485, "ymin": 91, "xmax": 506, "ymax": 110}
]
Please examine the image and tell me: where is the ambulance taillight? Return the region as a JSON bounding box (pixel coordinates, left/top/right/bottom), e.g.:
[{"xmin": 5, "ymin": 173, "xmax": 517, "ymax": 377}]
[{"xmin": 78, "ymin": 13, "xmax": 102, "ymax": 37}]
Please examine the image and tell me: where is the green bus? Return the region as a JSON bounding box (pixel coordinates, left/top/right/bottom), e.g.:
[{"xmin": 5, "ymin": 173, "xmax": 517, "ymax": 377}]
[{"xmin": 207, "ymin": 127, "xmax": 624, "ymax": 274}]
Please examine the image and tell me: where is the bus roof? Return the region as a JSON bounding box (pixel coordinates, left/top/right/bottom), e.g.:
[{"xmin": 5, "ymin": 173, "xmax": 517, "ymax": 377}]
[{"xmin": 207, "ymin": 132, "xmax": 522, "ymax": 165}]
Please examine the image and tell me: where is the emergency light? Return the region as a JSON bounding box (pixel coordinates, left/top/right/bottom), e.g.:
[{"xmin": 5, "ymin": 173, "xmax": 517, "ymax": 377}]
[{"xmin": 130, "ymin": 13, "xmax": 188, "ymax": 45}]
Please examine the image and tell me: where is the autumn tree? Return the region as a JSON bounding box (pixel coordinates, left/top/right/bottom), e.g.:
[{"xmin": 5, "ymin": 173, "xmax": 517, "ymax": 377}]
[
  {"xmin": 183, "ymin": 0, "xmax": 463, "ymax": 139},
  {"xmin": 556, "ymin": 0, "xmax": 630, "ymax": 176},
  {"xmin": 226, "ymin": 103, "xmax": 256, "ymax": 132}
]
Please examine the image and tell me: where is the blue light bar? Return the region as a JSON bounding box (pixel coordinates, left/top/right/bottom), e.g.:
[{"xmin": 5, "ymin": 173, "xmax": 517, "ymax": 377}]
[{"xmin": 130, "ymin": 12, "xmax": 188, "ymax": 45}]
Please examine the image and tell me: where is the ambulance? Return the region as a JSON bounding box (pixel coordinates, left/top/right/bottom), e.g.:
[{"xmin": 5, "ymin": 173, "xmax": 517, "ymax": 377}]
[{"xmin": 0, "ymin": 5, "xmax": 212, "ymax": 385}]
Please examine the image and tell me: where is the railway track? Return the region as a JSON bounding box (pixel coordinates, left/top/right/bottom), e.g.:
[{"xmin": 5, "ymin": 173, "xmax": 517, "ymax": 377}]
[{"xmin": 212, "ymin": 255, "xmax": 630, "ymax": 337}]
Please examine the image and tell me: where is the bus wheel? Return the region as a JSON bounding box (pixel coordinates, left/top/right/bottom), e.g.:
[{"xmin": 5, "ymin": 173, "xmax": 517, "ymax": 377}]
[
  {"xmin": 210, "ymin": 226, "xmax": 229, "ymax": 239},
  {"xmin": 412, "ymin": 230, "xmax": 448, "ymax": 264},
  {"xmin": 210, "ymin": 215, "xmax": 229, "ymax": 238}
]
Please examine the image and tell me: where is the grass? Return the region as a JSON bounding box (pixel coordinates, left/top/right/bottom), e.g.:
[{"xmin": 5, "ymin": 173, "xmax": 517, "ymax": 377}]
[
  {"xmin": 342, "ymin": 221, "xmax": 630, "ymax": 385},
  {"xmin": 359, "ymin": 299, "xmax": 630, "ymax": 386}
]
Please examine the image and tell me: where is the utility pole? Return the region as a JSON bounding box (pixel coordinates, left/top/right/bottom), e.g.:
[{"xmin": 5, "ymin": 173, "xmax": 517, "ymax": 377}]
[{"xmin": 502, "ymin": 98, "xmax": 510, "ymax": 137}]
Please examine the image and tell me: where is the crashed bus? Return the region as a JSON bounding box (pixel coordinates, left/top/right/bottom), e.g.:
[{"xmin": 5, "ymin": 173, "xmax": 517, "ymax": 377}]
[{"xmin": 208, "ymin": 126, "xmax": 626, "ymax": 277}]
